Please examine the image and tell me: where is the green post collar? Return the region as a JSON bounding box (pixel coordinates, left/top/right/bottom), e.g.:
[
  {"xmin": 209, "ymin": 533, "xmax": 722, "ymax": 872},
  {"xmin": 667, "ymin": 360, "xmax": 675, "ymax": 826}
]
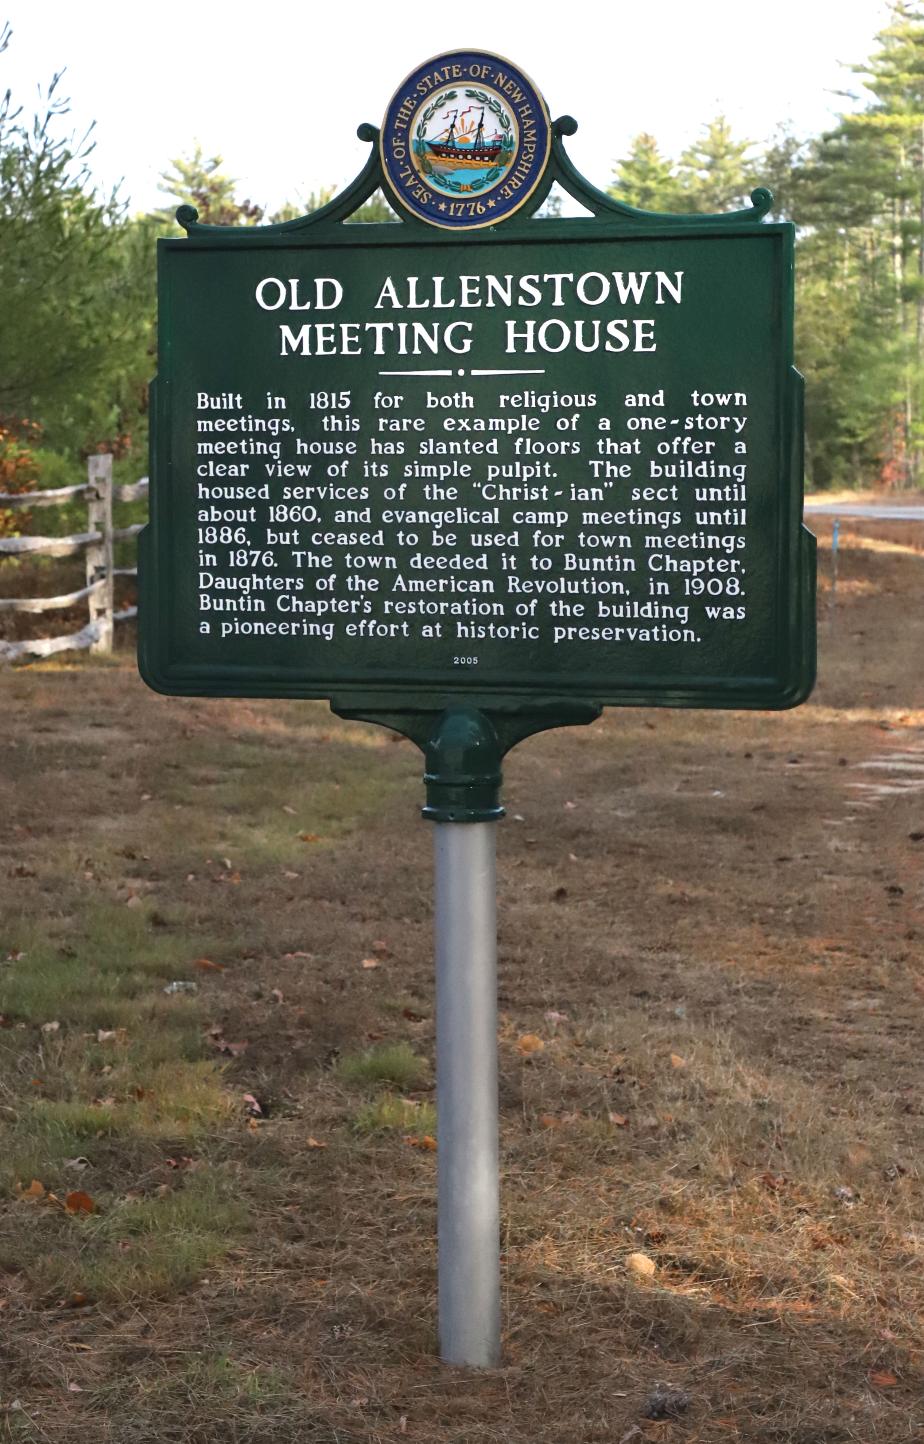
[{"xmin": 422, "ymin": 706, "xmax": 505, "ymax": 824}]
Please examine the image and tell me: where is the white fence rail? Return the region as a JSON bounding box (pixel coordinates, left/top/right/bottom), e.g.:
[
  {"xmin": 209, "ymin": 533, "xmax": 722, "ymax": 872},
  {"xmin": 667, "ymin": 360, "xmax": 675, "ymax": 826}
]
[{"xmin": 0, "ymin": 456, "xmax": 147, "ymax": 663}]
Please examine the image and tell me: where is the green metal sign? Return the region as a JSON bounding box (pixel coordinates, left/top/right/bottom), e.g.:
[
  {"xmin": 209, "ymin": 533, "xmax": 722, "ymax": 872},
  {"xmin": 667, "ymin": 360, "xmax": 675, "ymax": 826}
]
[{"xmin": 139, "ymin": 59, "xmax": 815, "ymax": 763}]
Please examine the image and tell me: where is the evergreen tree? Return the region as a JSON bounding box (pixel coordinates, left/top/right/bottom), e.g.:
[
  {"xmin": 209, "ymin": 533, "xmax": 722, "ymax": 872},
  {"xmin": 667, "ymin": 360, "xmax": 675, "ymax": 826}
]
[
  {"xmin": 154, "ymin": 146, "xmax": 264, "ymax": 228},
  {"xmin": 271, "ymin": 186, "xmax": 398, "ymax": 224},
  {"xmin": 676, "ymin": 116, "xmax": 756, "ymax": 212},
  {"xmin": 345, "ymin": 189, "xmax": 399, "ymax": 223},
  {"xmin": 609, "ymin": 133, "xmax": 680, "ymax": 211},
  {"xmin": 795, "ymin": 1, "xmax": 924, "ymax": 486},
  {"xmin": 0, "ymin": 24, "xmax": 153, "ymax": 455}
]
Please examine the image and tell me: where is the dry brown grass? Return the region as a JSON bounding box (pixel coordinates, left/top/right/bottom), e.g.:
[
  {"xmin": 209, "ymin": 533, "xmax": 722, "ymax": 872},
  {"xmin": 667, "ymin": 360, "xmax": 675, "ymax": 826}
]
[{"xmin": 0, "ymin": 519, "xmax": 922, "ymax": 1441}]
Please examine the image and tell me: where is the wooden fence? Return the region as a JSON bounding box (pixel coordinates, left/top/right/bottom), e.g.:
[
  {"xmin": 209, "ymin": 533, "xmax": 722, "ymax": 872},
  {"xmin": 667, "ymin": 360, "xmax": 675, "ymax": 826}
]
[{"xmin": 0, "ymin": 455, "xmax": 147, "ymax": 663}]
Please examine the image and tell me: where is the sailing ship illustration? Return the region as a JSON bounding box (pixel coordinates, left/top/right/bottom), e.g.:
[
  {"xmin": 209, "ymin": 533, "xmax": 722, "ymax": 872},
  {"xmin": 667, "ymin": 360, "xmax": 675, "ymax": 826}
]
[{"xmin": 426, "ymin": 108, "xmax": 508, "ymax": 168}]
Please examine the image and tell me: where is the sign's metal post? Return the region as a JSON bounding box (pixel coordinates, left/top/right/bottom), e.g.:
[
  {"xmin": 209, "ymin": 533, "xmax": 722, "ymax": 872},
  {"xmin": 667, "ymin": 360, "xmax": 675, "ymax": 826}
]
[
  {"xmin": 423, "ymin": 707, "xmax": 505, "ymax": 1367},
  {"xmin": 433, "ymin": 821, "xmax": 500, "ymax": 1365}
]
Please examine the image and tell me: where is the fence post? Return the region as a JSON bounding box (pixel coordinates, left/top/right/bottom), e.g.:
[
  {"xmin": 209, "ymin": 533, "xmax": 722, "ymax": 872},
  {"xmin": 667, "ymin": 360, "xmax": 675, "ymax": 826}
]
[{"xmin": 86, "ymin": 454, "xmax": 114, "ymax": 654}]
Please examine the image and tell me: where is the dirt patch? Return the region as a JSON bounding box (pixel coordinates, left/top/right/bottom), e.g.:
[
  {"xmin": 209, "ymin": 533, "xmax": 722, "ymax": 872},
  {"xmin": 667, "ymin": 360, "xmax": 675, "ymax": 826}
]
[{"xmin": 0, "ymin": 518, "xmax": 922, "ymax": 1442}]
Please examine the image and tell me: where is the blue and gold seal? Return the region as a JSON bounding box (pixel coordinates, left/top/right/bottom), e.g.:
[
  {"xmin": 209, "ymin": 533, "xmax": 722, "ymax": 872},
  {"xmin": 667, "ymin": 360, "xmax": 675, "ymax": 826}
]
[{"xmin": 380, "ymin": 51, "xmax": 552, "ymax": 229}]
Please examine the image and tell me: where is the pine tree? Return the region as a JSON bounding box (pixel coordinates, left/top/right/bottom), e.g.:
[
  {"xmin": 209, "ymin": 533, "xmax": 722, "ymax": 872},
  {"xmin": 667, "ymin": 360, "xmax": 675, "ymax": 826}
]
[
  {"xmin": 0, "ymin": 24, "xmax": 153, "ymax": 455},
  {"xmin": 271, "ymin": 186, "xmax": 398, "ymax": 224},
  {"xmin": 154, "ymin": 145, "xmax": 264, "ymax": 228},
  {"xmin": 796, "ymin": 1, "xmax": 924, "ymax": 487},
  {"xmin": 609, "ymin": 133, "xmax": 680, "ymax": 211},
  {"xmin": 676, "ymin": 116, "xmax": 756, "ymax": 212}
]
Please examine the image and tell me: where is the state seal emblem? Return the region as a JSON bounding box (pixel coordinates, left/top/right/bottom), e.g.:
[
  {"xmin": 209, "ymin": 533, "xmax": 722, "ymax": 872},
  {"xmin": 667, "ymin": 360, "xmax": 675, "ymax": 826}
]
[{"xmin": 380, "ymin": 51, "xmax": 552, "ymax": 229}]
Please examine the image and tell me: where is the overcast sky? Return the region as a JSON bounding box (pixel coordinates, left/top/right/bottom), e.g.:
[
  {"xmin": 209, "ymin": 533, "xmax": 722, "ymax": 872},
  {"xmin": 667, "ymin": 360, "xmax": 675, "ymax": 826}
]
[{"xmin": 2, "ymin": 1, "xmax": 893, "ymax": 216}]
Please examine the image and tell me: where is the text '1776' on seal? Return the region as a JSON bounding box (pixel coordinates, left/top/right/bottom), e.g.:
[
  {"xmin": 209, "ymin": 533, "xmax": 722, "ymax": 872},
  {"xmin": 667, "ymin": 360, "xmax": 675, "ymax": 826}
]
[{"xmin": 380, "ymin": 50, "xmax": 552, "ymax": 229}]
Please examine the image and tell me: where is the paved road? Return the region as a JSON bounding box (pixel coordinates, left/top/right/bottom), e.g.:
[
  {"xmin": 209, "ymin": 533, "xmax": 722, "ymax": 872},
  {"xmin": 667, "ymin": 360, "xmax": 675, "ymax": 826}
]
[{"xmin": 804, "ymin": 502, "xmax": 924, "ymax": 521}]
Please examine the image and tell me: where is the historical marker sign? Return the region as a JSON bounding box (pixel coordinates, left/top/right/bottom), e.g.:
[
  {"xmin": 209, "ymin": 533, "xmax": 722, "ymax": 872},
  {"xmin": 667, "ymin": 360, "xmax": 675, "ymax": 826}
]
[
  {"xmin": 140, "ymin": 52, "xmax": 814, "ymax": 715},
  {"xmin": 139, "ymin": 50, "xmax": 816, "ymax": 1371}
]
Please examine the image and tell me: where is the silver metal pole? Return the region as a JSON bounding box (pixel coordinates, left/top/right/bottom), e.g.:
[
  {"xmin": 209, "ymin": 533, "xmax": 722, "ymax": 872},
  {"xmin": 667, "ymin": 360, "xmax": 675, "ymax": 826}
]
[{"xmin": 434, "ymin": 820, "xmax": 500, "ymax": 1367}]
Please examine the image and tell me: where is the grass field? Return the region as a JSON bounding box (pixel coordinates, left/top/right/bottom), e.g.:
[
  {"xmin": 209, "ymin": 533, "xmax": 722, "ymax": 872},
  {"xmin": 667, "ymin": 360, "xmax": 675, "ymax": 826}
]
[{"xmin": 1, "ymin": 515, "xmax": 922, "ymax": 1442}]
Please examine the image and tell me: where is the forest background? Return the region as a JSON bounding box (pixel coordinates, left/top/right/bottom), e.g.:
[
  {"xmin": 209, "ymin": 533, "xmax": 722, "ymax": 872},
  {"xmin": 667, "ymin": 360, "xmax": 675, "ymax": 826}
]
[{"xmin": 4, "ymin": 4, "xmax": 924, "ymax": 505}]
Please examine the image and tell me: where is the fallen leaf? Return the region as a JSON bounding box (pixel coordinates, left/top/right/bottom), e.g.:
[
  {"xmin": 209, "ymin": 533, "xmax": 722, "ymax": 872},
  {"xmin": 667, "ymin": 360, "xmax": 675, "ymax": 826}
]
[
  {"xmin": 627, "ymin": 1251, "xmax": 657, "ymax": 1278},
  {"xmin": 211, "ymin": 1037, "xmax": 248, "ymax": 1057},
  {"xmin": 847, "ymin": 1144, "xmax": 873, "ymax": 1167},
  {"xmin": 869, "ymin": 1369, "xmax": 898, "ymax": 1387},
  {"xmin": 361, "ymin": 957, "xmax": 380, "ymax": 970},
  {"xmin": 608, "ymin": 1112, "xmax": 629, "ymax": 1127},
  {"xmin": 194, "ymin": 958, "xmax": 225, "ymax": 973},
  {"xmin": 760, "ymin": 1171, "xmax": 788, "ymax": 1192},
  {"xmin": 298, "ymin": 832, "xmax": 321, "ymax": 844},
  {"xmin": 538, "ymin": 1113, "xmax": 561, "ymax": 1129},
  {"xmin": 64, "ymin": 1191, "xmax": 95, "ymax": 1215},
  {"xmin": 66, "ymin": 1381, "xmax": 83, "ymax": 1393},
  {"xmin": 517, "ymin": 1033, "xmax": 545, "ymax": 1055},
  {"xmin": 404, "ymin": 1134, "xmax": 437, "ymax": 1151},
  {"xmin": 307, "ymin": 1136, "xmax": 327, "ymax": 1149},
  {"xmin": 670, "ymin": 1053, "xmax": 687, "ymax": 1069},
  {"xmin": 16, "ymin": 1179, "xmax": 46, "ymax": 1201}
]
